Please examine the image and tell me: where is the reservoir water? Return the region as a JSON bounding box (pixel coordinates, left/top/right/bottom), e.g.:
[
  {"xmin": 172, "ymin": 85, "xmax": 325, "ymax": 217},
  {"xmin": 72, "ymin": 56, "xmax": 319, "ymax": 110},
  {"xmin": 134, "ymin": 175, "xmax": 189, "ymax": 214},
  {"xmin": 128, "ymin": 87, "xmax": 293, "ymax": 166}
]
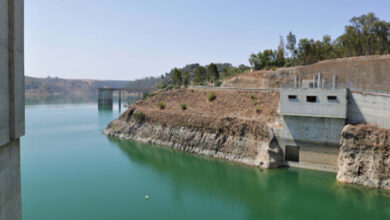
[{"xmin": 22, "ymin": 104, "xmax": 390, "ymax": 219}]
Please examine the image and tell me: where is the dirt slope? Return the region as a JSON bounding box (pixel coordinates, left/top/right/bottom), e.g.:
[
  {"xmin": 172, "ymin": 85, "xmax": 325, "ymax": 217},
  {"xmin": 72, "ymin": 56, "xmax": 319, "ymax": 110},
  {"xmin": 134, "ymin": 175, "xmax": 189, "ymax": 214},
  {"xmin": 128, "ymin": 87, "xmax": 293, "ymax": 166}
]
[
  {"xmin": 222, "ymin": 55, "xmax": 390, "ymax": 90},
  {"xmin": 121, "ymin": 89, "xmax": 280, "ymax": 138}
]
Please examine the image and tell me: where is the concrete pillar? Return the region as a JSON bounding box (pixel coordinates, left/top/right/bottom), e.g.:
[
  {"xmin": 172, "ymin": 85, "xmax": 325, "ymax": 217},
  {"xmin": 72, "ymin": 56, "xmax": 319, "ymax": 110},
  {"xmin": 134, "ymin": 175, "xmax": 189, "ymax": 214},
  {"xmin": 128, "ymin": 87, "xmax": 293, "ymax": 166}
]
[
  {"xmin": 118, "ymin": 90, "xmax": 122, "ymax": 108},
  {"xmin": 313, "ymin": 75, "xmax": 317, "ymax": 88},
  {"xmin": 0, "ymin": 0, "xmax": 24, "ymax": 219},
  {"xmin": 98, "ymin": 89, "xmax": 113, "ymax": 105},
  {"xmin": 317, "ymin": 72, "xmax": 321, "ymax": 88},
  {"xmin": 294, "ymin": 76, "xmax": 298, "ymax": 88},
  {"xmin": 333, "ymin": 75, "xmax": 337, "ymax": 89}
]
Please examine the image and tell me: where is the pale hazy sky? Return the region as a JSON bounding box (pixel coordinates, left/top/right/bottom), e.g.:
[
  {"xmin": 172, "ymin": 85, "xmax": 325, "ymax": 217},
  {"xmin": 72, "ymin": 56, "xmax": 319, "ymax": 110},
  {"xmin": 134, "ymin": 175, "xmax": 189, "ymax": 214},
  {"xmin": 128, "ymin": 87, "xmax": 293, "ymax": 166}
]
[{"xmin": 25, "ymin": 0, "xmax": 390, "ymax": 80}]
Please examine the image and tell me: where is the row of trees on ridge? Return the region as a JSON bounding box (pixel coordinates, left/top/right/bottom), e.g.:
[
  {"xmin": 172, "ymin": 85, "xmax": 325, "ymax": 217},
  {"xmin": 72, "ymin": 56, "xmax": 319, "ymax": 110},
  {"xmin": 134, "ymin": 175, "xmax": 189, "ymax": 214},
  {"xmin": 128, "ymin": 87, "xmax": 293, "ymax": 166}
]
[{"xmin": 249, "ymin": 13, "xmax": 390, "ymax": 70}]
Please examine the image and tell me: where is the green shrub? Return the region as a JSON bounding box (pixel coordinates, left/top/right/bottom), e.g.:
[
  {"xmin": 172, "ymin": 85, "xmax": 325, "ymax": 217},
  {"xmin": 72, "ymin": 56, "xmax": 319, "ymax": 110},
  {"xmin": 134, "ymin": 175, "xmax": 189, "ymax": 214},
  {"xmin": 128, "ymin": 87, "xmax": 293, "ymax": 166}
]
[
  {"xmin": 215, "ymin": 81, "xmax": 222, "ymax": 87},
  {"xmin": 250, "ymin": 94, "xmax": 257, "ymax": 100},
  {"xmin": 142, "ymin": 92, "xmax": 156, "ymax": 100},
  {"xmin": 133, "ymin": 112, "xmax": 145, "ymax": 122},
  {"xmin": 208, "ymin": 92, "xmax": 216, "ymax": 101},
  {"xmin": 157, "ymin": 82, "xmax": 167, "ymax": 89},
  {"xmin": 157, "ymin": 101, "xmax": 166, "ymax": 109},
  {"xmin": 181, "ymin": 104, "xmax": 187, "ymax": 110},
  {"xmin": 190, "ymin": 89, "xmax": 194, "ymax": 93}
]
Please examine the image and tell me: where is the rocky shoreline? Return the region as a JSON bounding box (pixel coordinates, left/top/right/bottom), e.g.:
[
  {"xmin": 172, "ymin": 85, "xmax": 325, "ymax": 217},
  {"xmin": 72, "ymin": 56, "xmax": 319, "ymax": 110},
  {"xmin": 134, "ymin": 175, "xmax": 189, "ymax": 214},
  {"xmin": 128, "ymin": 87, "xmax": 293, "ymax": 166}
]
[
  {"xmin": 105, "ymin": 117, "xmax": 390, "ymax": 190},
  {"xmin": 337, "ymin": 124, "xmax": 390, "ymax": 190},
  {"xmin": 104, "ymin": 117, "xmax": 284, "ymax": 169}
]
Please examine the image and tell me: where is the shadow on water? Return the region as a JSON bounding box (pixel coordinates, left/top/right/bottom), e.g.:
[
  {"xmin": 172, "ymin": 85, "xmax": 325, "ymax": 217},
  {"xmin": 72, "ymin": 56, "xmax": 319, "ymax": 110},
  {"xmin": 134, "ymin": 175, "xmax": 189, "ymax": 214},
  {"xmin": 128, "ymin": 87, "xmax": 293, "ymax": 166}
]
[{"xmin": 107, "ymin": 137, "xmax": 390, "ymax": 220}]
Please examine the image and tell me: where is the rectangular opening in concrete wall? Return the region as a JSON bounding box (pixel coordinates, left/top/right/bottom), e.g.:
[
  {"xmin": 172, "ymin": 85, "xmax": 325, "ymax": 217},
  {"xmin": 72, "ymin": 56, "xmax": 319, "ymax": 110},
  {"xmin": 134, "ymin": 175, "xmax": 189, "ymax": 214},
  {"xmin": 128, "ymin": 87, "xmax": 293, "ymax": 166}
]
[
  {"xmin": 306, "ymin": 96, "xmax": 317, "ymax": 103},
  {"xmin": 288, "ymin": 95, "xmax": 297, "ymax": 100},
  {"xmin": 285, "ymin": 146, "xmax": 299, "ymax": 162},
  {"xmin": 327, "ymin": 96, "xmax": 337, "ymax": 101}
]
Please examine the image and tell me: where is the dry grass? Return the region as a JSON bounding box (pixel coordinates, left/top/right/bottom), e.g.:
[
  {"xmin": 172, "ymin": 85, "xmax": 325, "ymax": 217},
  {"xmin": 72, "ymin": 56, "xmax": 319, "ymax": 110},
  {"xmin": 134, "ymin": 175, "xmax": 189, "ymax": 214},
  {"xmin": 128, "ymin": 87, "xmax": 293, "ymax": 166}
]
[
  {"xmin": 124, "ymin": 88, "xmax": 280, "ymax": 140},
  {"xmin": 343, "ymin": 124, "xmax": 390, "ymax": 149}
]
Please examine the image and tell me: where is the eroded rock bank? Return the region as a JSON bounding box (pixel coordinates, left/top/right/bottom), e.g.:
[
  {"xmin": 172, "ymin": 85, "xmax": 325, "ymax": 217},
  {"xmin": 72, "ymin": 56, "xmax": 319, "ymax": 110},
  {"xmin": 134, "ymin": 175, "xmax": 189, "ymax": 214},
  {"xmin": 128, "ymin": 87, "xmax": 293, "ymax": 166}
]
[
  {"xmin": 104, "ymin": 89, "xmax": 283, "ymax": 168},
  {"xmin": 337, "ymin": 124, "xmax": 390, "ymax": 190}
]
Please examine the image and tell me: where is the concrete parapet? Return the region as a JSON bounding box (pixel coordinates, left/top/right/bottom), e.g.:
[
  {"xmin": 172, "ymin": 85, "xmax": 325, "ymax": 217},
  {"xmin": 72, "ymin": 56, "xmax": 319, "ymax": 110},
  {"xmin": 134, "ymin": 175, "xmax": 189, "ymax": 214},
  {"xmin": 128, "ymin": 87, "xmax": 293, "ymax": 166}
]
[{"xmin": 280, "ymin": 88, "xmax": 347, "ymax": 118}]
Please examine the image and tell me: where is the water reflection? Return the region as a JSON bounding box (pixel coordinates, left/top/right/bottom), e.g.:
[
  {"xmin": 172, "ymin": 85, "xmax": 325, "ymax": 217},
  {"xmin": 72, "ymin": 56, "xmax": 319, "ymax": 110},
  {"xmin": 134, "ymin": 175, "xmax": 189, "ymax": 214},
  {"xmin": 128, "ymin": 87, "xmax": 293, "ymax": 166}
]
[
  {"xmin": 107, "ymin": 137, "xmax": 390, "ymax": 220},
  {"xmin": 25, "ymin": 95, "xmax": 139, "ymax": 105}
]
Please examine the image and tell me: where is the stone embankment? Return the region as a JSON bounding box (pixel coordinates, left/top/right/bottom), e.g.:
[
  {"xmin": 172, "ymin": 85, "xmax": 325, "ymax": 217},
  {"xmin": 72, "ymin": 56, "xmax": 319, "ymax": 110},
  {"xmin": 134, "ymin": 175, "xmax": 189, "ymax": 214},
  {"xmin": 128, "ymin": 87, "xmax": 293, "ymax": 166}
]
[
  {"xmin": 337, "ymin": 124, "xmax": 390, "ymax": 190},
  {"xmin": 104, "ymin": 89, "xmax": 284, "ymax": 168}
]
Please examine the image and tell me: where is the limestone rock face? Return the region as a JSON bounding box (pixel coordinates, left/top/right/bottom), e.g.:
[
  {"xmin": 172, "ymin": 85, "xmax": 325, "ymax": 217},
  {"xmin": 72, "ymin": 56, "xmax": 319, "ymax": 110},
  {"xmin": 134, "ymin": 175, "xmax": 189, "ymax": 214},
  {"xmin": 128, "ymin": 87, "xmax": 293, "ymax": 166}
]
[
  {"xmin": 104, "ymin": 118, "xmax": 284, "ymax": 168},
  {"xmin": 337, "ymin": 124, "xmax": 390, "ymax": 190}
]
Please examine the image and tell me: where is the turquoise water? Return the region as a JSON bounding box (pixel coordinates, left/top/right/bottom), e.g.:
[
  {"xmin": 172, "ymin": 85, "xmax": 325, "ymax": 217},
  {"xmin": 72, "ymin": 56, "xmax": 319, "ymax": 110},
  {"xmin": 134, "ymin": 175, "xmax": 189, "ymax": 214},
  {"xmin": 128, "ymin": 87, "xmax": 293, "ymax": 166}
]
[{"xmin": 21, "ymin": 104, "xmax": 390, "ymax": 220}]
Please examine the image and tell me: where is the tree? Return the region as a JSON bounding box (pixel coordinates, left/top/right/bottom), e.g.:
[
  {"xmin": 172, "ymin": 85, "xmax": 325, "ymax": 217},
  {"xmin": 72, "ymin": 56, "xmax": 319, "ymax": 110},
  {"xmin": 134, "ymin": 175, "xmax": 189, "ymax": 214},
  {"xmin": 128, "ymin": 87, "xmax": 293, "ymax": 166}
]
[
  {"xmin": 222, "ymin": 67, "xmax": 229, "ymax": 78},
  {"xmin": 237, "ymin": 64, "xmax": 250, "ymax": 73},
  {"xmin": 286, "ymin": 32, "xmax": 297, "ymax": 60},
  {"xmin": 249, "ymin": 53, "xmax": 262, "ymax": 70},
  {"xmin": 193, "ymin": 66, "xmax": 207, "ymax": 84},
  {"xmin": 337, "ymin": 13, "xmax": 390, "ymax": 57},
  {"xmin": 276, "ymin": 36, "xmax": 285, "ymax": 67},
  {"xmin": 172, "ymin": 68, "xmax": 182, "ymax": 87},
  {"xmin": 247, "ymin": 13, "xmax": 390, "ymax": 69},
  {"xmin": 182, "ymin": 71, "xmax": 190, "ymax": 87},
  {"xmin": 206, "ymin": 63, "xmax": 219, "ymax": 83},
  {"xmin": 261, "ymin": 49, "xmax": 276, "ymax": 69}
]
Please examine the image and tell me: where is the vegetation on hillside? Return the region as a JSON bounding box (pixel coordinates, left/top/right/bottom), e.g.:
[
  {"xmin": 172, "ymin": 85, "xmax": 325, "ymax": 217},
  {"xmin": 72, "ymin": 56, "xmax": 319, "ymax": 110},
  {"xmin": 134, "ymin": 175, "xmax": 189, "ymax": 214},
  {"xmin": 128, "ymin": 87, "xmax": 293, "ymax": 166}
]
[
  {"xmin": 249, "ymin": 13, "xmax": 390, "ymax": 70},
  {"xmin": 126, "ymin": 63, "xmax": 250, "ymax": 91},
  {"xmin": 160, "ymin": 63, "xmax": 250, "ymax": 88}
]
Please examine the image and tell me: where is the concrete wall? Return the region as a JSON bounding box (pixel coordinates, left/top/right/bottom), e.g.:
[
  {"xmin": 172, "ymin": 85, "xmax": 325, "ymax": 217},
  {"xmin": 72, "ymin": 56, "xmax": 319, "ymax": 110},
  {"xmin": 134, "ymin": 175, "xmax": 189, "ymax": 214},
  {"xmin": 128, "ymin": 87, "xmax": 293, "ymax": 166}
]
[
  {"xmin": 0, "ymin": 0, "xmax": 24, "ymax": 219},
  {"xmin": 0, "ymin": 0, "xmax": 10, "ymax": 146},
  {"xmin": 281, "ymin": 141, "xmax": 339, "ymax": 172},
  {"xmin": 0, "ymin": 140, "xmax": 21, "ymax": 220},
  {"xmin": 348, "ymin": 90, "xmax": 390, "ymax": 129},
  {"xmin": 275, "ymin": 116, "xmax": 345, "ymax": 172},
  {"xmin": 280, "ymin": 88, "xmax": 347, "ymax": 118},
  {"xmin": 280, "ymin": 116, "xmax": 345, "ymax": 145},
  {"xmin": 278, "ymin": 88, "xmax": 347, "ymax": 172}
]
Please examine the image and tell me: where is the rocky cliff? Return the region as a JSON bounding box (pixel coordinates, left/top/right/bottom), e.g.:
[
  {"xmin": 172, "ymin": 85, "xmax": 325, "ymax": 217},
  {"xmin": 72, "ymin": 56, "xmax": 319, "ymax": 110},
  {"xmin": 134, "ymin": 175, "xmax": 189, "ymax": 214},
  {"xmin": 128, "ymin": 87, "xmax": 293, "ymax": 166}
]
[
  {"xmin": 337, "ymin": 124, "xmax": 390, "ymax": 190},
  {"xmin": 104, "ymin": 89, "xmax": 284, "ymax": 168}
]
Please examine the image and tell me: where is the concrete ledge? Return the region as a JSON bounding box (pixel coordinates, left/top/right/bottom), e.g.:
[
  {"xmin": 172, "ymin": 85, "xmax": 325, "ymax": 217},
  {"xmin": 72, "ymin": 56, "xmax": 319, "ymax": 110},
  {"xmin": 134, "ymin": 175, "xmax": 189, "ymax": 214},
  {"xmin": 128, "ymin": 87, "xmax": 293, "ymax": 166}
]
[
  {"xmin": 280, "ymin": 112, "xmax": 346, "ymax": 119},
  {"xmin": 285, "ymin": 161, "xmax": 337, "ymax": 173}
]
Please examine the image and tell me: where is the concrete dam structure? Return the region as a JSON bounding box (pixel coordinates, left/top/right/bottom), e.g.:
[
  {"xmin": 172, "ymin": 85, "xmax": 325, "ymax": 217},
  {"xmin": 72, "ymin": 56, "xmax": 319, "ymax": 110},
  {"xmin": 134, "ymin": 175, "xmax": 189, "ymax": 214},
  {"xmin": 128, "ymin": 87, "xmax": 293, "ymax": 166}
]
[
  {"xmin": 276, "ymin": 74, "xmax": 390, "ymax": 172},
  {"xmin": 0, "ymin": 0, "xmax": 24, "ymax": 219}
]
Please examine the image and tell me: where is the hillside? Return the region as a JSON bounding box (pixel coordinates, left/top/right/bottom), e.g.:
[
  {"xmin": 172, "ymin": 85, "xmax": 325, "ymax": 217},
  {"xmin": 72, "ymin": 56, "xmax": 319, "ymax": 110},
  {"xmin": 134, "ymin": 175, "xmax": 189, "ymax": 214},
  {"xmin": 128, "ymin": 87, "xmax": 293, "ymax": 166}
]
[
  {"xmin": 126, "ymin": 88, "xmax": 279, "ymax": 131},
  {"xmin": 222, "ymin": 55, "xmax": 390, "ymax": 90},
  {"xmin": 105, "ymin": 88, "xmax": 282, "ymax": 168},
  {"xmin": 25, "ymin": 76, "xmax": 131, "ymax": 104}
]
